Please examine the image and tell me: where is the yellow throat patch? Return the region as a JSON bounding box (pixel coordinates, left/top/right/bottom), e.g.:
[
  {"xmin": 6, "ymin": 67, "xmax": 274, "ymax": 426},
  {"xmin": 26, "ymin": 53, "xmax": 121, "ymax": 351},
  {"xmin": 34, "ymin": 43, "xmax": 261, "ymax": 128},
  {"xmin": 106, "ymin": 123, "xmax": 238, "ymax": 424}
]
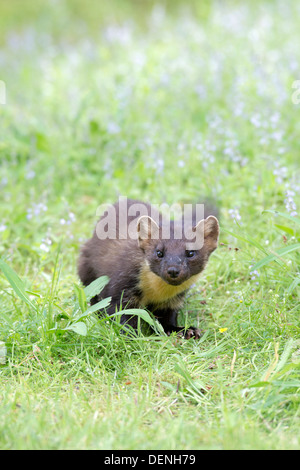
[{"xmin": 138, "ymin": 262, "xmax": 201, "ymax": 306}]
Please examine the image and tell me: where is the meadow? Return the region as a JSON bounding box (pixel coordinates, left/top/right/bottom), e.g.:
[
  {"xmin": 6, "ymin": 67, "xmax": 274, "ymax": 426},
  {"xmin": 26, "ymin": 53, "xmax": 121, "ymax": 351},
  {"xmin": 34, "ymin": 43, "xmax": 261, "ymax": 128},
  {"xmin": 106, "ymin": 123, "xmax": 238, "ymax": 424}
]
[{"xmin": 0, "ymin": 0, "xmax": 300, "ymax": 450}]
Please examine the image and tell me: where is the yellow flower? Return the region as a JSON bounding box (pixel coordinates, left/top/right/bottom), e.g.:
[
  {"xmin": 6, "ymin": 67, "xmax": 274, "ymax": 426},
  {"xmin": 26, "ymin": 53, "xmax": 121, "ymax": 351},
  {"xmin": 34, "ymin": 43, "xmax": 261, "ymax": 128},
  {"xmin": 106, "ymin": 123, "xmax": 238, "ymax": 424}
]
[{"xmin": 219, "ymin": 328, "xmax": 228, "ymax": 333}]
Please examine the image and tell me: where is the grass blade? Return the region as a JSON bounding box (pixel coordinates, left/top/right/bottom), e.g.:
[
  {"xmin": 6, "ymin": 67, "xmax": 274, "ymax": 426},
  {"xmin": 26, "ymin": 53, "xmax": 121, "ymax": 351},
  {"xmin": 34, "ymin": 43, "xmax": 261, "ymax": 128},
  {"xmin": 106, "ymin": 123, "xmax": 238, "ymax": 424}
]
[
  {"xmin": 0, "ymin": 341, "xmax": 7, "ymax": 364},
  {"xmin": 263, "ymin": 210, "xmax": 300, "ymax": 226},
  {"xmin": 287, "ymin": 275, "xmax": 300, "ymax": 295},
  {"xmin": 252, "ymin": 243, "xmax": 300, "ymax": 270},
  {"xmin": 222, "ymin": 228, "xmax": 271, "ymax": 255}
]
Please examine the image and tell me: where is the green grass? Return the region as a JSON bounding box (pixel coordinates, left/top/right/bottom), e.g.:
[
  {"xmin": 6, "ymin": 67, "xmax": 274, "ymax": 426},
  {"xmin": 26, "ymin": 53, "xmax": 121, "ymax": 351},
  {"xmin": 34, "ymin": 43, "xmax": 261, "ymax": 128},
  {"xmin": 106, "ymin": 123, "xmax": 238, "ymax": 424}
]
[{"xmin": 0, "ymin": 0, "xmax": 300, "ymax": 450}]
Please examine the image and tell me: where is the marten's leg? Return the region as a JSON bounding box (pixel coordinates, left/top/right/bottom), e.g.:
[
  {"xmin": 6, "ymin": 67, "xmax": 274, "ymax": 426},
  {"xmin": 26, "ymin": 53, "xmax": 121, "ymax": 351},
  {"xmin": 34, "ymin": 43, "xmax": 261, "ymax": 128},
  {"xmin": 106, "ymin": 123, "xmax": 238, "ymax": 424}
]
[
  {"xmin": 154, "ymin": 308, "xmax": 202, "ymax": 339},
  {"xmin": 91, "ymin": 295, "xmax": 202, "ymax": 338}
]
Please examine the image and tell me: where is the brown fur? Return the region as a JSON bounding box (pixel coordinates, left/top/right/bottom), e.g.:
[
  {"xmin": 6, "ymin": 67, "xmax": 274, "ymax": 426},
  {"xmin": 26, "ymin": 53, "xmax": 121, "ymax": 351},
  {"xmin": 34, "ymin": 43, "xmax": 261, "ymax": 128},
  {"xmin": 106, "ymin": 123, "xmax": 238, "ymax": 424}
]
[{"xmin": 78, "ymin": 199, "xmax": 219, "ymax": 338}]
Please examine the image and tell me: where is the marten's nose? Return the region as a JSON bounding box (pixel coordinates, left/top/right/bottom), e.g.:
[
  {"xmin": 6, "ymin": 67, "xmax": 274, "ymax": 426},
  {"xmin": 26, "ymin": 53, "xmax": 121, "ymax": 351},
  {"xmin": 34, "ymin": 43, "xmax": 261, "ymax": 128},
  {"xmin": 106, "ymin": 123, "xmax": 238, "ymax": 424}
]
[{"xmin": 167, "ymin": 267, "xmax": 180, "ymax": 278}]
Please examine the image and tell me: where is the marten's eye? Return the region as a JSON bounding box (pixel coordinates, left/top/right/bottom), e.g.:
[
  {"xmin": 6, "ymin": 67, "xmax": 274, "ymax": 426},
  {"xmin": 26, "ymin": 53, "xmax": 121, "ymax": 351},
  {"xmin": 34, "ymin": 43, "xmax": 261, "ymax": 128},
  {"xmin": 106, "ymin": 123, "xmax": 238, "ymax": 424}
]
[
  {"xmin": 156, "ymin": 250, "xmax": 164, "ymax": 258},
  {"xmin": 186, "ymin": 250, "xmax": 195, "ymax": 258}
]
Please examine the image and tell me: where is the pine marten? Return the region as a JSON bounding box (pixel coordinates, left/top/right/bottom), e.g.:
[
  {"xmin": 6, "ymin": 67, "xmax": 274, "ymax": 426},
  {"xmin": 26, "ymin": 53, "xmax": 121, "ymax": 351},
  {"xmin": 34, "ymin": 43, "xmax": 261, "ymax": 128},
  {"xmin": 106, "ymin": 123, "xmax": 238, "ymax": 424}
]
[{"xmin": 78, "ymin": 198, "xmax": 219, "ymax": 339}]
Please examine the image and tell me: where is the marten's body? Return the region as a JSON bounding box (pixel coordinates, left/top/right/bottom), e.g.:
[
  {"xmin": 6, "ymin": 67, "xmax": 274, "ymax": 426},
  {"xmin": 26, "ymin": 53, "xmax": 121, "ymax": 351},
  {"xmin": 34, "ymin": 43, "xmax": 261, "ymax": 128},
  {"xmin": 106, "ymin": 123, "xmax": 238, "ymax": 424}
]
[{"xmin": 78, "ymin": 199, "xmax": 219, "ymax": 338}]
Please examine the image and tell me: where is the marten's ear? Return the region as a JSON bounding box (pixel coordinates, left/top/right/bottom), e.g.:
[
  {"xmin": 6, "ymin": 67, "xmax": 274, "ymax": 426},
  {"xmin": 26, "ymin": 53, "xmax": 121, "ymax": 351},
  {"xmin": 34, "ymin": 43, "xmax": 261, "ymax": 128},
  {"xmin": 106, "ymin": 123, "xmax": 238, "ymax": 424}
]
[
  {"xmin": 137, "ymin": 216, "xmax": 159, "ymax": 247},
  {"xmin": 191, "ymin": 216, "xmax": 219, "ymax": 252}
]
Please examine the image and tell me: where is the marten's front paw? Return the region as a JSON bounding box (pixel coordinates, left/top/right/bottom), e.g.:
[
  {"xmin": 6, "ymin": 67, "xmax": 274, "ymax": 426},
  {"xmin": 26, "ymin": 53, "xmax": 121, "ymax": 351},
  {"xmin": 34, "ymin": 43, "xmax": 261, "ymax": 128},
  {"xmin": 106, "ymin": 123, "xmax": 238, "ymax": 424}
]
[
  {"xmin": 174, "ymin": 326, "xmax": 202, "ymax": 340},
  {"xmin": 183, "ymin": 327, "xmax": 202, "ymax": 340},
  {"xmin": 165, "ymin": 325, "xmax": 203, "ymax": 339}
]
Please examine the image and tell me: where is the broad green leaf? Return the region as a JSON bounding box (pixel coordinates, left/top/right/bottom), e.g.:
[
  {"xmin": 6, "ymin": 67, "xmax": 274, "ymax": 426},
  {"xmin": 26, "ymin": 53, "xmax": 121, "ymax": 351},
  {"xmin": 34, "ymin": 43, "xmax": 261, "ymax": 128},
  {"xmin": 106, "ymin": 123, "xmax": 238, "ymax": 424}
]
[
  {"xmin": 0, "ymin": 259, "xmax": 37, "ymax": 312},
  {"xmin": 74, "ymin": 297, "xmax": 111, "ymax": 321},
  {"xmin": 73, "ymin": 283, "xmax": 87, "ymax": 313},
  {"xmin": 110, "ymin": 308, "xmax": 165, "ymax": 334},
  {"xmin": 83, "ymin": 276, "xmax": 109, "ymax": 301},
  {"xmin": 248, "ymin": 381, "xmax": 271, "ymax": 388},
  {"xmin": 115, "ymin": 308, "xmax": 155, "ymax": 327},
  {"xmin": 64, "ymin": 322, "xmax": 87, "ymax": 336},
  {"xmin": 274, "ymin": 224, "xmax": 297, "ymax": 236}
]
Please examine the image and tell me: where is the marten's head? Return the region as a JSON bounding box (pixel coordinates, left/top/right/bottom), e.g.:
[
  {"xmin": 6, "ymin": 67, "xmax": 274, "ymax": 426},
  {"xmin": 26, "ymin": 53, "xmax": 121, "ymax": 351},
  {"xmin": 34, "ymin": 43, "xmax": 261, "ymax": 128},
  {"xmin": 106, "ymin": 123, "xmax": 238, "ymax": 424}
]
[{"xmin": 137, "ymin": 215, "xmax": 219, "ymax": 286}]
